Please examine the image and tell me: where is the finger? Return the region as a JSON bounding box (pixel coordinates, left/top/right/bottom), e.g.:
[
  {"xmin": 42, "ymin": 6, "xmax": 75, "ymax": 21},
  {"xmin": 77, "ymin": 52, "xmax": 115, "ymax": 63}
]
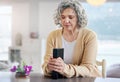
[
  {"xmin": 57, "ymin": 57, "xmax": 64, "ymax": 63},
  {"xmin": 48, "ymin": 62, "xmax": 65, "ymax": 73},
  {"xmin": 57, "ymin": 57, "xmax": 63, "ymax": 60},
  {"xmin": 49, "ymin": 65, "xmax": 62, "ymax": 71},
  {"xmin": 50, "ymin": 55, "xmax": 53, "ymax": 59},
  {"xmin": 49, "ymin": 57, "xmax": 59, "ymax": 64},
  {"xmin": 50, "ymin": 62, "xmax": 64, "ymax": 71},
  {"xmin": 47, "ymin": 64, "xmax": 54, "ymax": 71},
  {"xmin": 53, "ymin": 66, "xmax": 63, "ymax": 73},
  {"xmin": 48, "ymin": 63, "xmax": 61, "ymax": 71},
  {"xmin": 57, "ymin": 57, "xmax": 65, "ymax": 65},
  {"xmin": 48, "ymin": 58, "xmax": 65, "ymax": 71},
  {"xmin": 47, "ymin": 62, "xmax": 59, "ymax": 71},
  {"xmin": 49, "ymin": 60, "xmax": 60, "ymax": 66}
]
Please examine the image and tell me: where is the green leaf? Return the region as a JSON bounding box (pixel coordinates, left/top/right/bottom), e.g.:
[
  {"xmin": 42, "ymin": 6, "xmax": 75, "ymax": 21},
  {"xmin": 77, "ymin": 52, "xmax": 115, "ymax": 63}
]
[
  {"xmin": 22, "ymin": 61, "xmax": 26, "ymax": 66},
  {"xmin": 17, "ymin": 66, "xmax": 22, "ymax": 72}
]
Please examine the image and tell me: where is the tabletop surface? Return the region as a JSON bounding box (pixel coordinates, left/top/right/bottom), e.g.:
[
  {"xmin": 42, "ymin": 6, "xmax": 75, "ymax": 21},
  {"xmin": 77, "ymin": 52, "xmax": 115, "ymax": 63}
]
[{"xmin": 0, "ymin": 72, "xmax": 120, "ymax": 82}]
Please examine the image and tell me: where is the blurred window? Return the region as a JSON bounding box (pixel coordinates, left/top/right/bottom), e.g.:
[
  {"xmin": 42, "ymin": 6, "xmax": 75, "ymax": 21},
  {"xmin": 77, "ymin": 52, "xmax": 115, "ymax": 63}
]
[
  {"xmin": 0, "ymin": 6, "xmax": 12, "ymax": 61},
  {"xmin": 83, "ymin": 2, "xmax": 120, "ymax": 67}
]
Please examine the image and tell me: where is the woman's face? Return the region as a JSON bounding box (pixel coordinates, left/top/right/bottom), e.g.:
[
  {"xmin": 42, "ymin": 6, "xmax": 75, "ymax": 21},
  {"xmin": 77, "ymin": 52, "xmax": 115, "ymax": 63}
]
[{"xmin": 60, "ymin": 8, "xmax": 78, "ymax": 31}]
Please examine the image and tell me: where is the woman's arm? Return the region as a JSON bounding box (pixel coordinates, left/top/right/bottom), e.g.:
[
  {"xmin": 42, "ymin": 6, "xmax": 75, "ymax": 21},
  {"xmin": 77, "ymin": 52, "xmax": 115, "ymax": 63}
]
[
  {"xmin": 61, "ymin": 31, "xmax": 101, "ymax": 78},
  {"xmin": 42, "ymin": 32, "xmax": 55, "ymax": 76}
]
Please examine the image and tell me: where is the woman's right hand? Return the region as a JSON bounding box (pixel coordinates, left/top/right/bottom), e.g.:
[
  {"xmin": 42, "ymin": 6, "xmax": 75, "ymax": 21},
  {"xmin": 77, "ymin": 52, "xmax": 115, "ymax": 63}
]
[{"xmin": 47, "ymin": 57, "xmax": 65, "ymax": 74}]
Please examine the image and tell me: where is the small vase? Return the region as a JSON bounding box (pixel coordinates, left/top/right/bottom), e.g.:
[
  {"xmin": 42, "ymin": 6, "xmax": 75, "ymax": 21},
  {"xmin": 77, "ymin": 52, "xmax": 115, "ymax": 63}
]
[
  {"xmin": 15, "ymin": 72, "xmax": 27, "ymax": 78},
  {"xmin": 15, "ymin": 72, "xmax": 30, "ymax": 82}
]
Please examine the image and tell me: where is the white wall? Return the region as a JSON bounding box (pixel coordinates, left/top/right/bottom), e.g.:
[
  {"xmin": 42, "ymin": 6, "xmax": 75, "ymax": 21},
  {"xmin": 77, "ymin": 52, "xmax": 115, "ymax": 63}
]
[
  {"xmin": 39, "ymin": 1, "xmax": 59, "ymax": 38},
  {"xmin": 12, "ymin": 2, "xmax": 29, "ymax": 46}
]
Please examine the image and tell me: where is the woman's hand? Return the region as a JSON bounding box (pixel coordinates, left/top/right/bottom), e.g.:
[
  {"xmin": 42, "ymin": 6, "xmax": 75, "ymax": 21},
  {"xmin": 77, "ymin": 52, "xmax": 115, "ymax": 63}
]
[{"xmin": 47, "ymin": 57, "xmax": 65, "ymax": 74}]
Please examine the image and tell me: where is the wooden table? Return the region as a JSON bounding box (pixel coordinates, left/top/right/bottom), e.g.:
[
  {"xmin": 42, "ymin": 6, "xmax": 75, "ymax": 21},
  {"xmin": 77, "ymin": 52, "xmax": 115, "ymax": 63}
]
[{"xmin": 0, "ymin": 72, "xmax": 120, "ymax": 82}]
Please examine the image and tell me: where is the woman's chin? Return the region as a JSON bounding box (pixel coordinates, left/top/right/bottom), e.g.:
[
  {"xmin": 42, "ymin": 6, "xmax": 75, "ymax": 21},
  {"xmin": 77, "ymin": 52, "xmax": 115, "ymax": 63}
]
[
  {"xmin": 68, "ymin": 27, "xmax": 73, "ymax": 31},
  {"xmin": 63, "ymin": 26, "xmax": 73, "ymax": 31}
]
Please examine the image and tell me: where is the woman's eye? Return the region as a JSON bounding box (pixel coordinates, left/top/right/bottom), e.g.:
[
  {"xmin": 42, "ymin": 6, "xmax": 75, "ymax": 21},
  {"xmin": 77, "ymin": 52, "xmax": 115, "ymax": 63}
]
[
  {"xmin": 61, "ymin": 16, "xmax": 65, "ymax": 19},
  {"xmin": 69, "ymin": 16, "xmax": 74, "ymax": 19}
]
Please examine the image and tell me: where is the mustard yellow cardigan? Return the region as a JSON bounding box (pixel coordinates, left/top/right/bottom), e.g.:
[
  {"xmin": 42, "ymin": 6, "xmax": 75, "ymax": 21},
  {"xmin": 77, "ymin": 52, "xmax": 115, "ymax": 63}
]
[{"xmin": 42, "ymin": 27, "xmax": 101, "ymax": 78}]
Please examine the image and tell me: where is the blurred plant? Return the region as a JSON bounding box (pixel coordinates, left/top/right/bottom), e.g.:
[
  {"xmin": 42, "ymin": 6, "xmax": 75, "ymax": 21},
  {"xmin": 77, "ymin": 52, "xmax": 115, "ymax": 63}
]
[{"xmin": 10, "ymin": 61, "xmax": 32, "ymax": 76}]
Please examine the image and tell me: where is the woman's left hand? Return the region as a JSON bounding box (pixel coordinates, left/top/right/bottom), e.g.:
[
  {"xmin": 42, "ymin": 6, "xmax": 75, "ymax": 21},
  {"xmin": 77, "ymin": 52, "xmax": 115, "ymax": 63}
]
[{"xmin": 48, "ymin": 57, "xmax": 65, "ymax": 74}]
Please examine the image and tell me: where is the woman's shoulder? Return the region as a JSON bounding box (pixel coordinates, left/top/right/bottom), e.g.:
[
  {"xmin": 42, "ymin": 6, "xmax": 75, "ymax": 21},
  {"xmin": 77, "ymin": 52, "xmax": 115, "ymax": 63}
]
[
  {"xmin": 48, "ymin": 28, "xmax": 62, "ymax": 37},
  {"xmin": 80, "ymin": 27, "xmax": 97, "ymax": 35},
  {"xmin": 79, "ymin": 27, "xmax": 97, "ymax": 38}
]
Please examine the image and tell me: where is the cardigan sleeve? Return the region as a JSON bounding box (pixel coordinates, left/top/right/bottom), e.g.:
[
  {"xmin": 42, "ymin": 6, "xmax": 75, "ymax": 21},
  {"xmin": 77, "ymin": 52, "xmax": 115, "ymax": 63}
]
[
  {"xmin": 61, "ymin": 31, "xmax": 101, "ymax": 78},
  {"xmin": 42, "ymin": 29, "xmax": 62, "ymax": 76},
  {"xmin": 42, "ymin": 31, "xmax": 55, "ymax": 76}
]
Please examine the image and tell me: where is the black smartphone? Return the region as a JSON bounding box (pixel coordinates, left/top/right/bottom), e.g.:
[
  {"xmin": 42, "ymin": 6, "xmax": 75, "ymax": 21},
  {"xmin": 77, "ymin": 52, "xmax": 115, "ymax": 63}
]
[
  {"xmin": 52, "ymin": 48, "xmax": 64, "ymax": 79},
  {"xmin": 53, "ymin": 48, "xmax": 64, "ymax": 59}
]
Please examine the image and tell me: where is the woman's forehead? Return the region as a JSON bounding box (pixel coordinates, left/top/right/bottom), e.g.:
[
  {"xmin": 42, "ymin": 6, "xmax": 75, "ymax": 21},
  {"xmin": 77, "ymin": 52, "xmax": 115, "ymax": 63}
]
[{"xmin": 61, "ymin": 8, "xmax": 76, "ymax": 15}]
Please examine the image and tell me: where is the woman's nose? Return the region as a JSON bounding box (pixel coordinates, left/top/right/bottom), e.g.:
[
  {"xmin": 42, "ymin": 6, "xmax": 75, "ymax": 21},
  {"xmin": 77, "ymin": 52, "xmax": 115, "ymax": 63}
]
[{"xmin": 64, "ymin": 18, "xmax": 70, "ymax": 23}]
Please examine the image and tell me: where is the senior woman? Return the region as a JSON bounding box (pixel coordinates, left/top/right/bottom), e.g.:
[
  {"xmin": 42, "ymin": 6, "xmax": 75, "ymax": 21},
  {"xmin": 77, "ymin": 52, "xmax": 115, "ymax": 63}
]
[{"xmin": 42, "ymin": 0, "xmax": 101, "ymax": 78}]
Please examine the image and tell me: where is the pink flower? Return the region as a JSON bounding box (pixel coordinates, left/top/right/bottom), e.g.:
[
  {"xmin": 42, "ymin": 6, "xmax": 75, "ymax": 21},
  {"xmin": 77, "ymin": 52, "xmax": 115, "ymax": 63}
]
[
  {"xmin": 24, "ymin": 65, "xmax": 32, "ymax": 75},
  {"xmin": 10, "ymin": 66, "xmax": 17, "ymax": 72}
]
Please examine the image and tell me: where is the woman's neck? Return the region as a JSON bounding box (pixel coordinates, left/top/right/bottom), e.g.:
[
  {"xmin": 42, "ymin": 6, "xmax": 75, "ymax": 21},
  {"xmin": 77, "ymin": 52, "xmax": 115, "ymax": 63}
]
[{"xmin": 62, "ymin": 28, "xmax": 79, "ymax": 42}]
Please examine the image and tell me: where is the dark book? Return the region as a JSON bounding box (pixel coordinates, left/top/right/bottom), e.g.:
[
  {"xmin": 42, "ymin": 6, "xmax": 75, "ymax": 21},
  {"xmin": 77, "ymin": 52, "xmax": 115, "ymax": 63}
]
[{"xmin": 52, "ymin": 48, "xmax": 64, "ymax": 79}]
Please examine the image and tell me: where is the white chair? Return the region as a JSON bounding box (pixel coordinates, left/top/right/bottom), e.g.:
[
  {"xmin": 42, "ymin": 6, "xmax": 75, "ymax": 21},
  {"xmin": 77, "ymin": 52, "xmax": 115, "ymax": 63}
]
[{"xmin": 96, "ymin": 59, "xmax": 106, "ymax": 78}]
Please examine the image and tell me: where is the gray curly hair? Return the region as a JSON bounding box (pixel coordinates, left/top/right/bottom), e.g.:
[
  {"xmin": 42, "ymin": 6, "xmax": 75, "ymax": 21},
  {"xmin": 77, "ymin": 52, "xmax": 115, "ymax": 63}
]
[{"xmin": 54, "ymin": 0, "xmax": 88, "ymax": 28}]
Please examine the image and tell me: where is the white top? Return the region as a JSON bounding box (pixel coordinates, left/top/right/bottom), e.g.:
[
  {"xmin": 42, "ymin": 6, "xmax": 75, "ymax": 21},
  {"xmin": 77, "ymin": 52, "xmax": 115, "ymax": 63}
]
[{"xmin": 62, "ymin": 36, "xmax": 76, "ymax": 64}]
